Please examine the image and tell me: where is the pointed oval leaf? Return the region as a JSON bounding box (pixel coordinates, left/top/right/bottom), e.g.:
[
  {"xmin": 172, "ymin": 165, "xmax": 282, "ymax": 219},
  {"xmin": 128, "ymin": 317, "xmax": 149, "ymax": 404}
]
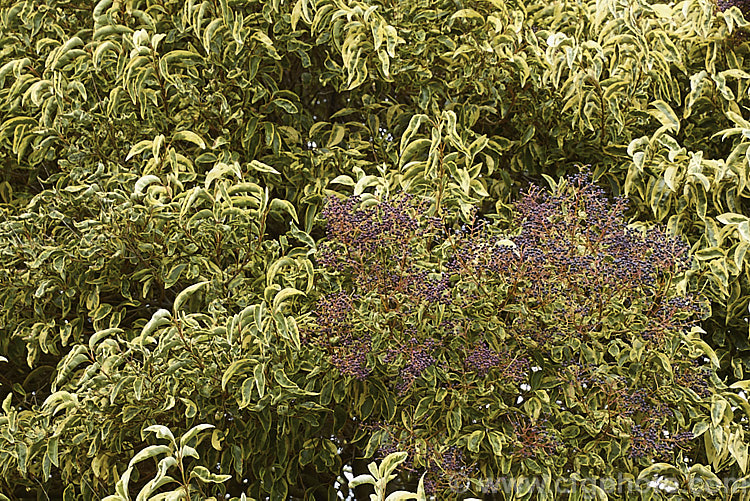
[
  {"xmin": 172, "ymin": 130, "xmax": 206, "ymax": 149},
  {"xmin": 189, "ymin": 465, "xmax": 232, "ymax": 483},
  {"xmin": 272, "ymin": 287, "xmax": 305, "ymax": 313},
  {"xmin": 144, "ymin": 425, "xmax": 175, "ymax": 443},
  {"xmin": 126, "ymin": 141, "xmax": 154, "ymax": 161},
  {"xmin": 179, "ymin": 423, "xmax": 215, "ymax": 448},
  {"xmin": 173, "ymin": 281, "xmax": 209, "ymax": 313},
  {"xmin": 128, "ymin": 445, "xmax": 172, "ymax": 468}
]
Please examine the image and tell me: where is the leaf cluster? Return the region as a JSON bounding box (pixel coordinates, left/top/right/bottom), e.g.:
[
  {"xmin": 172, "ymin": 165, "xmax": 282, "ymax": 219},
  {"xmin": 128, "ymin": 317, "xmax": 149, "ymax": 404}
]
[{"xmin": 3, "ymin": 0, "xmax": 750, "ymax": 498}]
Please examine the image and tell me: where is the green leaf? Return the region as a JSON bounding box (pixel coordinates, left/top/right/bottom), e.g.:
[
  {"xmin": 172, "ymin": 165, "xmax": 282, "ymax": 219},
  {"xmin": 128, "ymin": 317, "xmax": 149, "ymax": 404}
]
[
  {"xmin": 126, "ymin": 141, "xmax": 154, "ymax": 161},
  {"xmin": 140, "ymin": 309, "xmax": 172, "ymax": 339},
  {"xmin": 271, "ymin": 479, "xmax": 289, "ymax": 500},
  {"xmin": 717, "ymin": 213, "xmax": 749, "ymax": 225},
  {"xmin": 87, "ymin": 327, "xmax": 123, "ymax": 350},
  {"xmin": 180, "ymin": 398, "xmax": 197, "ymax": 419},
  {"xmin": 248, "ymin": 159, "xmax": 280, "ymax": 175},
  {"xmin": 354, "ymin": 175, "xmax": 379, "ymax": 196},
  {"xmin": 400, "ymin": 114, "xmax": 428, "ymax": 153},
  {"xmin": 467, "ymin": 430, "xmax": 484, "ymax": 453},
  {"xmin": 711, "ymin": 397, "xmax": 729, "ymax": 427},
  {"xmin": 205, "ymin": 161, "xmax": 242, "ymax": 188},
  {"xmin": 378, "ymin": 451, "xmax": 409, "ymax": 477},
  {"xmin": 688, "ymin": 464, "xmax": 722, "ymax": 489},
  {"xmin": 448, "ymin": 408, "xmax": 462, "ymax": 435},
  {"xmin": 650, "ymin": 100, "xmax": 680, "ymax": 133},
  {"xmin": 189, "ymin": 465, "xmax": 232, "ymax": 483},
  {"xmin": 450, "ymin": 8, "xmax": 483, "ymax": 20},
  {"xmin": 135, "ymin": 474, "xmax": 177, "ymax": 501},
  {"xmin": 384, "ymin": 492, "xmax": 418, "ymax": 501},
  {"xmin": 164, "ymin": 263, "xmax": 187, "ymax": 289},
  {"xmin": 730, "ymin": 380, "xmax": 750, "ymax": 390},
  {"xmin": 487, "ymin": 431, "xmax": 503, "ymax": 456},
  {"xmin": 688, "ymin": 336, "xmax": 720, "ymax": 369},
  {"xmin": 221, "ymin": 359, "xmax": 254, "ymax": 391},
  {"xmin": 729, "ymin": 431, "xmax": 749, "ymax": 474},
  {"xmin": 162, "ymin": 50, "xmax": 203, "ymax": 65},
  {"xmin": 413, "ymin": 396, "xmax": 432, "ymax": 422},
  {"xmin": 240, "ymin": 377, "xmax": 254, "ymax": 408},
  {"xmin": 290, "ymin": 0, "xmax": 308, "ymax": 30},
  {"xmin": 16, "ymin": 442, "xmax": 28, "ymax": 476},
  {"xmin": 328, "ymin": 124, "xmax": 346, "ymax": 147},
  {"xmin": 271, "ymin": 98, "xmax": 298, "ymax": 114},
  {"xmin": 272, "ymin": 287, "xmax": 305, "ymax": 313},
  {"xmin": 173, "ymin": 281, "xmax": 209, "ymax": 313},
  {"xmin": 637, "ymin": 463, "xmax": 681, "ymax": 480},
  {"xmin": 286, "ymin": 316, "xmax": 301, "ymax": 351},
  {"xmin": 180, "ymin": 445, "xmax": 199, "ymax": 460},
  {"xmin": 172, "ymin": 130, "xmax": 206, "ymax": 149},
  {"xmin": 133, "ymin": 174, "xmax": 161, "ymax": 195},
  {"xmin": 149, "ymin": 488, "xmax": 187, "ymax": 501},
  {"xmin": 47, "ymin": 436, "xmax": 59, "ymax": 467},
  {"xmin": 520, "ymin": 124, "xmax": 535, "ymax": 145},
  {"xmin": 144, "ymin": 425, "xmax": 175, "ymax": 443},
  {"xmin": 349, "ymin": 474, "xmax": 376, "ymax": 488},
  {"xmin": 416, "ymin": 473, "xmax": 427, "ymax": 500},
  {"xmin": 693, "ymin": 420, "xmax": 710, "ymax": 438},
  {"xmin": 128, "ymin": 445, "xmax": 172, "ymax": 468},
  {"xmin": 179, "ymin": 424, "xmax": 215, "ymax": 448},
  {"xmin": 273, "ymin": 369, "xmax": 298, "ymax": 389},
  {"xmin": 269, "ymin": 199, "xmax": 298, "ymax": 223},
  {"xmin": 654, "ymin": 352, "xmax": 672, "ymax": 376},
  {"xmin": 330, "ymin": 175, "xmax": 355, "ymax": 187},
  {"xmin": 731, "ymin": 475, "xmax": 750, "ymax": 495}
]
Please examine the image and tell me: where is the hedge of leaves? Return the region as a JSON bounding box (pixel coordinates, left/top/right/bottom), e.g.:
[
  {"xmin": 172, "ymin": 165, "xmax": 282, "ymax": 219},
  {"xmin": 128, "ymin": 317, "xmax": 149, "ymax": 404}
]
[{"xmin": 3, "ymin": 0, "xmax": 750, "ymax": 498}]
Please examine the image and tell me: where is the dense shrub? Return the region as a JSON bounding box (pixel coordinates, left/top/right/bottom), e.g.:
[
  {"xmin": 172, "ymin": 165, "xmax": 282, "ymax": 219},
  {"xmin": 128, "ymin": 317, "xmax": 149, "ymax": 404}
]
[
  {"xmin": 3, "ymin": 0, "xmax": 750, "ymax": 498},
  {"xmin": 304, "ymin": 174, "xmax": 723, "ymax": 496}
]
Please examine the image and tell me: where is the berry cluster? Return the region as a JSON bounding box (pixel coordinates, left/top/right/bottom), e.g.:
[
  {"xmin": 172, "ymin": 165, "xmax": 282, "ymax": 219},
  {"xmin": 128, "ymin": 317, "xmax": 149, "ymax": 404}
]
[
  {"xmin": 447, "ymin": 171, "xmax": 701, "ymax": 353},
  {"xmin": 464, "ymin": 341, "xmax": 502, "ymax": 376},
  {"xmin": 619, "ymin": 388, "xmax": 653, "ymax": 416},
  {"xmin": 445, "ymin": 219, "xmax": 517, "ymax": 278},
  {"xmin": 330, "ymin": 335, "xmax": 371, "ymax": 380},
  {"xmin": 573, "ymin": 372, "xmax": 657, "ymax": 412},
  {"xmin": 464, "ymin": 341, "xmax": 530, "ymax": 383},
  {"xmin": 392, "ymin": 338, "xmax": 437, "ymax": 394},
  {"xmin": 717, "ymin": 0, "xmax": 750, "ymax": 14},
  {"xmin": 558, "ymin": 359, "xmax": 699, "ymax": 461},
  {"xmin": 307, "ymin": 291, "xmax": 354, "ymax": 340},
  {"xmin": 311, "ymin": 194, "xmax": 454, "ymax": 382},
  {"xmin": 425, "ymin": 446, "xmax": 477, "ymax": 493},
  {"xmin": 511, "ymin": 318, "xmax": 571, "ymax": 351},
  {"xmin": 643, "ymin": 295, "xmax": 705, "ymax": 343},
  {"xmin": 512, "ymin": 417, "xmax": 562, "ymax": 459},
  {"xmin": 617, "ymin": 388, "xmax": 673, "ymax": 419},
  {"xmin": 674, "ymin": 366, "xmax": 712, "ymax": 399},
  {"xmin": 317, "ymin": 194, "xmax": 449, "ymax": 304},
  {"xmin": 628, "ymin": 425, "xmax": 693, "ymax": 460},
  {"xmin": 509, "ymin": 174, "xmax": 691, "ymax": 301},
  {"xmin": 303, "ymin": 292, "xmax": 371, "ymax": 379}
]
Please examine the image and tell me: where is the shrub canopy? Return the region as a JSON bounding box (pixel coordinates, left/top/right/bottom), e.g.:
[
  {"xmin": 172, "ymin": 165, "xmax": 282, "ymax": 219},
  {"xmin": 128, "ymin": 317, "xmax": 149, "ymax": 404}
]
[{"xmin": 2, "ymin": 0, "xmax": 750, "ymax": 498}]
